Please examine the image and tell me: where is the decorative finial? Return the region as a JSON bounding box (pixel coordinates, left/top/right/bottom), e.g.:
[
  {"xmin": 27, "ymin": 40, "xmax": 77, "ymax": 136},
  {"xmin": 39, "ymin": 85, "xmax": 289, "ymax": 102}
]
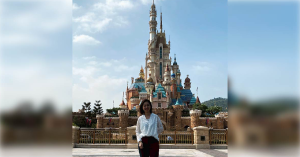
[
  {"xmin": 153, "ymin": 0, "xmax": 154, "ymax": 5},
  {"xmin": 187, "ymin": 75, "xmax": 189, "ymax": 78},
  {"xmin": 196, "ymin": 87, "xmax": 198, "ymax": 97},
  {"xmin": 160, "ymin": 11, "xmax": 163, "ymax": 33}
]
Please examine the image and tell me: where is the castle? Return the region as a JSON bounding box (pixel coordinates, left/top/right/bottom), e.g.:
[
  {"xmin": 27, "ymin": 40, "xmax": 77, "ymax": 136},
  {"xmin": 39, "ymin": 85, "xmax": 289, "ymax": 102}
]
[
  {"xmin": 96, "ymin": 1, "xmax": 227, "ymax": 131},
  {"xmin": 125, "ymin": 1, "xmax": 196, "ymax": 111}
]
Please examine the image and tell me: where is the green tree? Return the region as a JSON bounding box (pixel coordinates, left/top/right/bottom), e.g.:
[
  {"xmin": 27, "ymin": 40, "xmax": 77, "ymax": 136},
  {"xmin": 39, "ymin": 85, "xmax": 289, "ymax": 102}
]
[
  {"xmin": 106, "ymin": 107, "xmax": 121, "ymax": 116},
  {"xmin": 93, "ymin": 100, "xmax": 103, "ymax": 115},
  {"xmin": 206, "ymin": 106, "xmax": 222, "ymax": 115},
  {"xmin": 193, "ymin": 103, "xmax": 208, "ymax": 113},
  {"xmin": 83, "ymin": 102, "xmax": 91, "ymax": 117}
]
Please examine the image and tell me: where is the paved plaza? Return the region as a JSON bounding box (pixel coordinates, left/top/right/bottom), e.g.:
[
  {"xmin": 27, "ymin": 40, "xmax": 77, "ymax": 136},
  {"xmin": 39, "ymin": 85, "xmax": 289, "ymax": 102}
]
[{"xmin": 72, "ymin": 148, "xmax": 228, "ymax": 157}]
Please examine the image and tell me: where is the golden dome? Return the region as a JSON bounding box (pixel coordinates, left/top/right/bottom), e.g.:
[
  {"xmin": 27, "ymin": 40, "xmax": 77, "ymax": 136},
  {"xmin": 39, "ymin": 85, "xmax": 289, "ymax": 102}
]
[{"xmin": 147, "ymin": 77, "xmax": 153, "ymax": 83}]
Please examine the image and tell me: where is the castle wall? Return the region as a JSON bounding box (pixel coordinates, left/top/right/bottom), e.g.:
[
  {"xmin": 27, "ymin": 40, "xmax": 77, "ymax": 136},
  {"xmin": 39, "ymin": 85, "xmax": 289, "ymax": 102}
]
[
  {"xmin": 102, "ymin": 117, "xmax": 120, "ymax": 128},
  {"xmin": 128, "ymin": 117, "xmax": 138, "ymax": 126},
  {"xmin": 181, "ymin": 117, "xmax": 191, "ymax": 129},
  {"xmin": 96, "ymin": 110, "xmax": 226, "ymax": 130},
  {"xmin": 199, "ymin": 117, "xmax": 225, "ymax": 129}
]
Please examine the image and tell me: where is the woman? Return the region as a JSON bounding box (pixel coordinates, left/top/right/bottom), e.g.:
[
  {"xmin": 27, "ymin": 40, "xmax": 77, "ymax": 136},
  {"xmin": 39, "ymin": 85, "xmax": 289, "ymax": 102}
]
[{"xmin": 136, "ymin": 99, "xmax": 164, "ymax": 157}]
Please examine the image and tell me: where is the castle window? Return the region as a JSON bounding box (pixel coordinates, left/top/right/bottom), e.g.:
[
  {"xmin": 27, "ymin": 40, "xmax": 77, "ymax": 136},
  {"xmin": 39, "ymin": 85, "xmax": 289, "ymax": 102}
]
[
  {"xmin": 160, "ymin": 62, "xmax": 162, "ymax": 78},
  {"xmin": 158, "ymin": 103, "xmax": 161, "ymax": 108},
  {"xmin": 160, "ymin": 47, "xmax": 162, "ymax": 58},
  {"xmin": 158, "ymin": 93, "xmax": 161, "ymax": 99}
]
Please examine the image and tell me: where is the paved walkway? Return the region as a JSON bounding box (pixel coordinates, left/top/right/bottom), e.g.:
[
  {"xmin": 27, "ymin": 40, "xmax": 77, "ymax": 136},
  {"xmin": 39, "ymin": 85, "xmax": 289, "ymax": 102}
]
[{"xmin": 72, "ymin": 148, "xmax": 228, "ymax": 157}]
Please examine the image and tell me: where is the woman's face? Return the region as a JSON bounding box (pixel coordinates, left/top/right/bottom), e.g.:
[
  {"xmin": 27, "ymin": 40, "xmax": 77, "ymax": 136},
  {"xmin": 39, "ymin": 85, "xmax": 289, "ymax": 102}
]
[{"xmin": 143, "ymin": 102, "xmax": 151, "ymax": 113}]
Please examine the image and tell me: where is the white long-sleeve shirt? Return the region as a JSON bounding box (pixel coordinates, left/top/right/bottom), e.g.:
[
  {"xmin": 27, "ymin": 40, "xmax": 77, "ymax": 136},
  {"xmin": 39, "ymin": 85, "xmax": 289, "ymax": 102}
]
[{"xmin": 135, "ymin": 113, "xmax": 164, "ymax": 142}]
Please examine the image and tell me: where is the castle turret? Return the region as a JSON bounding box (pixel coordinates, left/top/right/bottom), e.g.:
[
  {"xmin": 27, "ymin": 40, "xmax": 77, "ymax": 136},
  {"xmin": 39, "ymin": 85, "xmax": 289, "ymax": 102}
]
[
  {"xmin": 96, "ymin": 114, "xmax": 104, "ymax": 128},
  {"xmin": 172, "ymin": 99, "xmax": 184, "ymax": 131},
  {"xmin": 170, "ymin": 77, "xmax": 177, "ymax": 99},
  {"xmin": 190, "ymin": 109, "xmax": 202, "ymax": 129},
  {"xmin": 149, "ymin": 0, "xmax": 157, "ymax": 41},
  {"xmin": 176, "ymin": 69, "xmax": 181, "ymax": 85},
  {"xmin": 139, "ymin": 66, "xmax": 145, "ymax": 79},
  {"xmin": 118, "ymin": 110, "xmax": 129, "ymax": 129},
  {"xmin": 172, "ymin": 54, "xmax": 178, "ymax": 74},
  {"xmin": 163, "ymin": 64, "xmax": 171, "ymax": 93},
  {"xmin": 184, "ymin": 75, "xmax": 191, "ymax": 89},
  {"xmin": 145, "ymin": 74, "xmax": 155, "ymax": 96}
]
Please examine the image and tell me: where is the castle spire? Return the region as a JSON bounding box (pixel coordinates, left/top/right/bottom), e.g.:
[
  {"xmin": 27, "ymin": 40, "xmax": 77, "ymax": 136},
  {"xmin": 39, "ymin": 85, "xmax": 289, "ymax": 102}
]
[
  {"xmin": 160, "ymin": 12, "xmax": 163, "ymax": 33},
  {"xmin": 149, "ymin": 0, "xmax": 157, "ymax": 41}
]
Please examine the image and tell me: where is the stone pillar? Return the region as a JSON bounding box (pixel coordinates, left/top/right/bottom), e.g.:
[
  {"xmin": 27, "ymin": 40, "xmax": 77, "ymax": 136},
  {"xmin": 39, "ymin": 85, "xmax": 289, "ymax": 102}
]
[
  {"xmin": 193, "ymin": 126, "xmax": 210, "ymax": 149},
  {"xmin": 136, "ymin": 105, "xmax": 141, "ymax": 117},
  {"xmin": 217, "ymin": 117, "xmax": 224, "ymax": 129},
  {"xmin": 190, "ymin": 109, "xmax": 202, "ymax": 129},
  {"xmin": 118, "ymin": 110, "xmax": 129, "ymax": 129},
  {"xmin": 166, "ymin": 111, "xmax": 173, "ymax": 130},
  {"xmin": 96, "ymin": 114, "xmax": 104, "ymax": 128},
  {"xmin": 172, "ymin": 105, "xmax": 184, "ymax": 131},
  {"xmin": 127, "ymin": 125, "xmax": 138, "ymax": 149},
  {"xmin": 72, "ymin": 126, "xmax": 80, "ymax": 148}
]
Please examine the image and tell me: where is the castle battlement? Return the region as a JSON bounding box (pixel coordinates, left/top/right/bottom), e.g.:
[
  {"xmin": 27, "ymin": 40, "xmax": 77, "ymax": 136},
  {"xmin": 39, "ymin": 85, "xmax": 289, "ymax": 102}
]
[
  {"xmin": 118, "ymin": 110, "xmax": 129, "ymax": 116},
  {"xmin": 190, "ymin": 109, "xmax": 202, "ymax": 116},
  {"xmin": 96, "ymin": 114, "xmax": 104, "ymax": 118}
]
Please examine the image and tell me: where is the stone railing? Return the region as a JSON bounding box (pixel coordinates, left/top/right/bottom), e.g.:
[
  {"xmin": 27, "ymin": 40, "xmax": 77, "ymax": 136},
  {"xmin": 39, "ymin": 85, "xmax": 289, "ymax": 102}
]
[{"xmin": 72, "ymin": 126, "xmax": 227, "ymax": 149}]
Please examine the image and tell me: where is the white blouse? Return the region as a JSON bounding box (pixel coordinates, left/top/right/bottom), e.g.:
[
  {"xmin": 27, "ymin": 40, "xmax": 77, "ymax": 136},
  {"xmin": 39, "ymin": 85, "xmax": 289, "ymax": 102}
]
[{"xmin": 135, "ymin": 113, "xmax": 164, "ymax": 142}]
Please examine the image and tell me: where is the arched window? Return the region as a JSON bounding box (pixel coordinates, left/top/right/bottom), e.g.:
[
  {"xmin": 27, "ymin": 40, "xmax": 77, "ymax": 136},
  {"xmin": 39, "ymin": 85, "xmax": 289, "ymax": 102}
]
[
  {"xmin": 160, "ymin": 47, "xmax": 162, "ymax": 58},
  {"xmin": 160, "ymin": 62, "xmax": 162, "ymax": 79}
]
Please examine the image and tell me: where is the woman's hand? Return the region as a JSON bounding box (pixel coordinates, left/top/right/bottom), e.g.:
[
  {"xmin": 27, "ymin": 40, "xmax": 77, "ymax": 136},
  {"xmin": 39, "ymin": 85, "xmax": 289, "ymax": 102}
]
[{"xmin": 139, "ymin": 141, "xmax": 143, "ymax": 149}]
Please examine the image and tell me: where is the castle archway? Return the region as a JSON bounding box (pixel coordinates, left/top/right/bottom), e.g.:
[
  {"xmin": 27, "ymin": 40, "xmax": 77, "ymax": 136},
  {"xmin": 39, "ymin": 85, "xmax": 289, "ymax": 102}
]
[{"xmin": 184, "ymin": 125, "xmax": 190, "ymax": 131}]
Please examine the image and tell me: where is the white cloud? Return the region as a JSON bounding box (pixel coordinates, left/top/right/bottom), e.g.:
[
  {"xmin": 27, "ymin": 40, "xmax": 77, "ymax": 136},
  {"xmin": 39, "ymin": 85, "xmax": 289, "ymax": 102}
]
[
  {"xmin": 94, "ymin": 0, "xmax": 134, "ymax": 12},
  {"xmin": 73, "ymin": 3, "xmax": 81, "ymax": 10},
  {"xmin": 73, "ymin": 35, "xmax": 101, "ymax": 45},
  {"xmin": 140, "ymin": 0, "xmax": 153, "ymax": 5},
  {"xmin": 73, "ymin": 13, "xmax": 112, "ymax": 33},
  {"xmin": 73, "ymin": 66, "xmax": 98, "ymax": 76},
  {"xmin": 73, "ymin": 0, "xmax": 138, "ymax": 33},
  {"xmin": 192, "ymin": 62, "xmax": 211, "ymax": 72},
  {"xmin": 73, "ymin": 75, "xmax": 128, "ymax": 112},
  {"xmin": 88, "ymin": 61, "xmax": 98, "ymax": 65},
  {"xmin": 83, "ymin": 56, "xmax": 96, "ymax": 60}
]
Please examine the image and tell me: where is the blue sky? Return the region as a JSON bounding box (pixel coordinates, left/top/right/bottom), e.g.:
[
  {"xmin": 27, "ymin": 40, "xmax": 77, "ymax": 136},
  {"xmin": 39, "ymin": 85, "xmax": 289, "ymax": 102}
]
[
  {"xmin": 72, "ymin": 0, "xmax": 228, "ymax": 112},
  {"xmin": 0, "ymin": 0, "xmax": 72, "ymax": 112},
  {"xmin": 228, "ymin": 1, "xmax": 299, "ymax": 101},
  {"xmin": 1, "ymin": 0, "xmax": 298, "ymax": 113}
]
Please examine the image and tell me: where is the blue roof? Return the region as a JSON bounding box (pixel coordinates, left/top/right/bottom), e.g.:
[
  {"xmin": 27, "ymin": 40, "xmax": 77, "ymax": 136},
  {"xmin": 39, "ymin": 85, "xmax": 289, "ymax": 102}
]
[
  {"xmin": 132, "ymin": 106, "xmax": 136, "ymax": 110},
  {"xmin": 190, "ymin": 96, "xmax": 196, "ymax": 105},
  {"xmin": 178, "ymin": 82, "xmax": 183, "ymax": 88},
  {"xmin": 129, "ymin": 82, "xmax": 147, "ymax": 93},
  {"xmin": 173, "ymin": 58, "xmax": 177, "ymax": 65},
  {"xmin": 180, "ymin": 89, "xmax": 193, "ymax": 102},
  {"xmin": 175, "ymin": 98, "xmax": 183, "ymax": 105},
  {"xmin": 153, "ymin": 84, "xmax": 166, "ymax": 98},
  {"xmin": 171, "ymin": 73, "xmax": 176, "ymax": 78},
  {"xmin": 135, "ymin": 77, "xmax": 144, "ymax": 83}
]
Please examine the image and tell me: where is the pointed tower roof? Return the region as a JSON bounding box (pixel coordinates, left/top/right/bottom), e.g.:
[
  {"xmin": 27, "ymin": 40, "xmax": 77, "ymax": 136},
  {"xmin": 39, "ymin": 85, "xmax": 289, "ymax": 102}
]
[
  {"xmin": 173, "ymin": 54, "xmax": 177, "ymax": 65},
  {"xmin": 175, "ymin": 98, "xmax": 183, "ymax": 105},
  {"xmin": 160, "ymin": 12, "xmax": 163, "ymax": 33},
  {"xmin": 190, "ymin": 95, "xmax": 196, "ymax": 105},
  {"xmin": 196, "ymin": 96, "xmax": 201, "ymax": 105}
]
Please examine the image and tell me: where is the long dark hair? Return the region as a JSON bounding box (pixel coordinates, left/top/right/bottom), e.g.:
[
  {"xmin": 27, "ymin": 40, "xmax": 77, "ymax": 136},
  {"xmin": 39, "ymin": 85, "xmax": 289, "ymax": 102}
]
[{"xmin": 139, "ymin": 99, "xmax": 152, "ymax": 115}]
